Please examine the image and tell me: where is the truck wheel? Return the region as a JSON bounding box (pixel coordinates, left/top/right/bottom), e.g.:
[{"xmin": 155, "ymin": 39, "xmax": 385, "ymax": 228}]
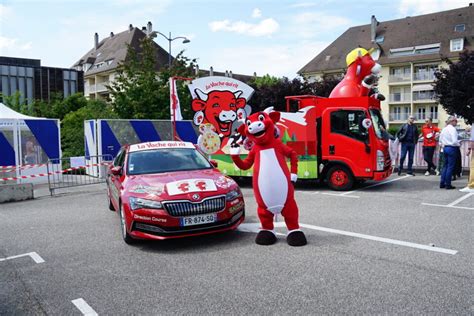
[{"xmin": 326, "ymin": 166, "xmax": 354, "ymax": 191}]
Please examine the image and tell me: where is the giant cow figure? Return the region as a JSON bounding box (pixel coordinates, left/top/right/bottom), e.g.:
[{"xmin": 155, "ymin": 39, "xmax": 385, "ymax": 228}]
[
  {"xmin": 192, "ymin": 89, "xmax": 247, "ymax": 138},
  {"xmin": 329, "ymin": 47, "xmax": 385, "ymax": 100}
]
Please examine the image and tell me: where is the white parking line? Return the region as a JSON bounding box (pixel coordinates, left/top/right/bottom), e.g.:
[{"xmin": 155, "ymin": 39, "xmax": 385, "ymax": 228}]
[
  {"xmin": 321, "ymin": 175, "xmax": 411, "ymax": 198},
  {"xmin": 422, "ymin": 192, "xmax": 474, "ymax": 210},
  {"xmin": 238, "ymin": 222, "xmax": 458, "ymax": 255},
  {"xmin": 297, "ymin": 223, "xmax": 458, "ymax": 255},
  {"xmin": 72, "ymin": 298, "xmax": 98, "ymax": 316},
  {"xmin": 447, "ymin": 193, "xmax": 474, "ymax": 206},
  {"xmin": 0, "ymin": 252, "xmax": 45, "ymax": 263}
]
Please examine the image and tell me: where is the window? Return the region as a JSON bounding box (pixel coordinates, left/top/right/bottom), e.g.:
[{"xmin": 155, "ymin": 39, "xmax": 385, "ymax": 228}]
[
  {"xmin": 430, "ymin": 106, "xmax": 438, "ymax": 120},
  {"xmin": 390, "ymin": 43, "xmax": 440, "ymax": 57},
  {"xmin": 454, "ymin": 24, "xmax": 465, "ymax": 32},
  {"xmin": 375, "ymin": 35, "xmax": 384, "ymax": 43},
  {"xmin": 113, "ymin": 149, "xmax": 126, "ymax": 167},
  {"xmin": 330, "ymin": 110, "xmax": 368, "ymax": 142},
  {"xmin": 127, "ymin": 149, "xmax": 212, "ymax": 175},
  {"xmin": 417, "ymin": 107, "xmax": 426, "ymax": 120},
  {"xmin": 450, "ymin": 38, "xmax": 464, "ymax": 52}
]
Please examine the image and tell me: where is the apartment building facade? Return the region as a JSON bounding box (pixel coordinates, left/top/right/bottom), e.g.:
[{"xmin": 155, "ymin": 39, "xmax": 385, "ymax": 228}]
[
  {"xmin": 0, "ymin": 56, "xmax": 84, "ymax": 105},
  {"xmin": 72, "ymin": 22, "xmax": 170, "ymax": 101},
  {"xmin": 298, "ymin": 5, "xmax": 473, "ymax": 129}
]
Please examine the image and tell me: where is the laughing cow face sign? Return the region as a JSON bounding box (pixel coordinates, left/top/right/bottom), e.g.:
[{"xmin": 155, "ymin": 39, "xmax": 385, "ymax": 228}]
[
  {"xmin": 188, "ymin": 76, "xmax": 254, "ymax": 139},
  {"xmin": 192, "ymin": 89, "xmax": 246, "ymax": 137}
]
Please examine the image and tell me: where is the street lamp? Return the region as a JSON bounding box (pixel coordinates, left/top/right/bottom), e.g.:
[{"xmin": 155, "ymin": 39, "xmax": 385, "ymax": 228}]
[{"xmin": 148, "ymin": 31, "xmax": 191, "ymax": 68}]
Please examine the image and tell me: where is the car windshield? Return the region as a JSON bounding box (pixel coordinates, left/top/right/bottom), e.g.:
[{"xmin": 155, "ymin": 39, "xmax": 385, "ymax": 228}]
[
  {"xmin": 370, "ymin": 109, "xmax": 389, "ymax": 140},
  {"xmin": 127, "ymin": 148, "xmax": 212, "ymax": 175}
]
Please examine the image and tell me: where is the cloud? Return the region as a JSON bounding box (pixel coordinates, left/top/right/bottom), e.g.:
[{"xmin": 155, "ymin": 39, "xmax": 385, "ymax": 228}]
[
  {"xmin": 0, "ymin": 36, "xmax": 32, "ymax": 51},
  {"xmin": 289, "ymin": 2, "xmax": 317, "ymax": 8},
  {"xmin": 0, "ymin": 4, "xmax": 12, "ymax": 22},
  {"xmin": 398, "ymin": 0, "xmax": 467, "ymax": 16},
  {"xmin": 290, "ymin": 12, "xmax": 352, "ymax": 39},
  {"xmin": 209, "ymin": 18, "xmax": 279, "ymax": 37},
  {"xmin": 203, "ymin": 41, "xmax": 328, "ymax": 78},
  {"xmin": 252, "ymin": 8, "xmax": 262, "ymax": 18}
]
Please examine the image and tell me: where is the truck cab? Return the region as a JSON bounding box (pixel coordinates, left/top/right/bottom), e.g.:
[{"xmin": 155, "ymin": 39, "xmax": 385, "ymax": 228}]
[{"xmin": 285, "ymin": 95, "xmax": 392, "ymax": 190}]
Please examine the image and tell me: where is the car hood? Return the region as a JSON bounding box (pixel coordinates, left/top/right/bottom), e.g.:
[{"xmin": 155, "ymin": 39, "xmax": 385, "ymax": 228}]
[{"xmin": 124, "ymin": 168, "xmax": 238, "ymax": 201}]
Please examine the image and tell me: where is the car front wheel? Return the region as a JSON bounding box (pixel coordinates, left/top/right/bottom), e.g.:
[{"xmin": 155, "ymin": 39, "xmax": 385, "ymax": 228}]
[{"xmin": 119, "ymin": 203, "xmax": 135, "ymax": 244}]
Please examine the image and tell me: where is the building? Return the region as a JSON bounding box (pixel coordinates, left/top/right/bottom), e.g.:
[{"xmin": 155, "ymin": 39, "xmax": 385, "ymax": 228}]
[
  {"xmin": 299, "ymin": 5, "xmax": 473, "ymax": 129},
  {"xmin": 72, "ymin": 22, "xmax": 170, "ymax": 100},
  {"xmin": 73, "ymin": 22, "xmax": 256, "ymax": 101},
  {"xmin": 0, "ymin": 56, "xmax": 84, "ymax": 105}
]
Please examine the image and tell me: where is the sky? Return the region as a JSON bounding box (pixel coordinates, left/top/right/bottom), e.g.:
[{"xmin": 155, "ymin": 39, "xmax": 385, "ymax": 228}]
[{"xmin": 0, "ymin": 0, "xmax": 469, "ymax": 79}]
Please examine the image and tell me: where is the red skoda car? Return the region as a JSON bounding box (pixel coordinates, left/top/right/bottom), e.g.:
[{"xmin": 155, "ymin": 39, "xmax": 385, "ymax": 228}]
[{"xmin": 106, "ymin": 141, "xmax": 245, "ymax": 244}]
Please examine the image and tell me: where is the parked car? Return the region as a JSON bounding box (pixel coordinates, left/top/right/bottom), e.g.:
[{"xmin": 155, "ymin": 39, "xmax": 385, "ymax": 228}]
[{"xmin": 106, "ymin": 141, "xmax": 245, "ymax": 244}]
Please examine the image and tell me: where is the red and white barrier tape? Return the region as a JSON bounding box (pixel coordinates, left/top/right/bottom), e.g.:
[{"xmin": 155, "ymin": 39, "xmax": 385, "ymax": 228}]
[
  {"xmin": 0, "ymin": 163, "xmax": 48, "ymax": 171},
  {"xmin": 1, "ymin": 162, "xmax": 111, "ymax": 181}
]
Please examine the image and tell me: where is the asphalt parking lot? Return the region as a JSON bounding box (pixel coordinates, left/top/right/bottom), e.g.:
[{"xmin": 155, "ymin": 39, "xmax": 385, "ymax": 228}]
[{"xmin": 1, "ymin": 174, "xmax": 473, "ymax": 315}]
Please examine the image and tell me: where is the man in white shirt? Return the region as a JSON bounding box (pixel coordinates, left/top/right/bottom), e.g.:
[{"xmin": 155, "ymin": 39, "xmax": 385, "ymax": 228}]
[
  {"xmin": 439, "ymin": 116, "xmax": 460, "ymax": 189},
  {"xmin": 460, "ymin": 126, "xmax": 474, "ymax": 192}
]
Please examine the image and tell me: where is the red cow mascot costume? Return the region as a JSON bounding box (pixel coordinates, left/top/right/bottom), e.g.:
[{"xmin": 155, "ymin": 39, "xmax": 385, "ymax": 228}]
[
  {"xmin": 329, "ymin": 47, "xmax": 385, "ymax": 101},
  {"xmin": 230, "ymin": 110, "xmax": 307, "ymax": 246}
]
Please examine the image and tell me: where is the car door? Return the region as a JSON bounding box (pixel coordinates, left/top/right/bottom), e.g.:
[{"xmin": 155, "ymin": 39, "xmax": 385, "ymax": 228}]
[
  {"xmin": 109, "ymin": 148, "xmax": 126, "ymax": 208},
  {"xmin": 322, "ymin": 108, "xmax": 373, "ymax": 176}
]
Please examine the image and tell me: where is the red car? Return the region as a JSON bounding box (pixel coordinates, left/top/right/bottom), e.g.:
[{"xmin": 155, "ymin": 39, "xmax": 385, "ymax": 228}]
[{"xmin": 106, "ymin": 141, "xmax": 245, "ymax": 244}]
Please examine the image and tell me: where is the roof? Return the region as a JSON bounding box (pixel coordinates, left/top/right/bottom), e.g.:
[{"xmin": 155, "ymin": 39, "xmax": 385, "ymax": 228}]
[
  {"xmin": 72, "ymin": 27, "xmax": 170, "ymax": 76},
  {"xmin": 0, "ymin": 103, "xmax": 45, "ymax": 120},
  {"xmin": 299, "ymin": 5, "xmax": 474, "ymax": 75}
]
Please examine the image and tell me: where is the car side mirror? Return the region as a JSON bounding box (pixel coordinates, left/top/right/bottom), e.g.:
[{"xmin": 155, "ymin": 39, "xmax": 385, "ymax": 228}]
[
  {"xmin": 210, "ymin": 160, "xmax": 218, "ymax": 168},
  {"xmin": 110, "ymin": 166, "xmax": 122, "ymax": 176}
]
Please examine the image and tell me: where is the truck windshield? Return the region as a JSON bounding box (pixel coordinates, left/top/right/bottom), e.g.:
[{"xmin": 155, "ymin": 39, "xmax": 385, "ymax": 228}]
[{"xmin": 369, "ymin": 109, "xmax": 389, "ymax": 140}]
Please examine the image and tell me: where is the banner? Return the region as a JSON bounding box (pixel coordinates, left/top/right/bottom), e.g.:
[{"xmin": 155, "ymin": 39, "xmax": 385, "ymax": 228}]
[{"xmin": 169, "ymin": 77, "xmax": 183, "ymax": 121}]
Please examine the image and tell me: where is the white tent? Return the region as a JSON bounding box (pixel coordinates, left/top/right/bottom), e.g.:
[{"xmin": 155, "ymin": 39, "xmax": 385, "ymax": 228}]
[
  {"xmin": 0, "ymin": 102, "xmax": 44, "ymax": 120},
  {"xmin": 0, "ymin": 103, "xmax": 61, "ymax": 184}
]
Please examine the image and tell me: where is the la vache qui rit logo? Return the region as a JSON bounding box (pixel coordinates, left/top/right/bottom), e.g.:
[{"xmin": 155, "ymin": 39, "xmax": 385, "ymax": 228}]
[{"xmin": 188, "ymin": 76, "xmax": 254, "ymax": 155}]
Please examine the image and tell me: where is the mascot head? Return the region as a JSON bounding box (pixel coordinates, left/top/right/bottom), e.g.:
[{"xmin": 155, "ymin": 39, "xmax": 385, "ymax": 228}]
[
  {"xmin": 345, "ymin": 47, "xmax": 381, "ymax": 78},
  {"xmin": 237, "ymin": 111, "xmax": 280, "ymax": 146}
]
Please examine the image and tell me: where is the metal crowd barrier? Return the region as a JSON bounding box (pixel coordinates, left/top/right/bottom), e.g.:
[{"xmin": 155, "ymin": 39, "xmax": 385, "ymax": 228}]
[{"xmin": 47, "ymin": 154, "xmax": 112, "ymax": 196}]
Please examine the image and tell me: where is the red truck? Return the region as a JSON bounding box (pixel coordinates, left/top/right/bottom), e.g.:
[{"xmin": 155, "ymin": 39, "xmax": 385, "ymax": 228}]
[{"xmin": 213, "ymin": 95, "xmax": 392, "ymax": 190}]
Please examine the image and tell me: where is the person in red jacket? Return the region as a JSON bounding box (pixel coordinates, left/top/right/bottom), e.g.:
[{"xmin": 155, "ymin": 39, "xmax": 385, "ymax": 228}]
[
  {"xmin": 229, "ymin": 110, "xmax": 307, "ymax": 247},
  {"xmin": 421, "ymin": 117, "xmax": 440, "ymax": 176}
]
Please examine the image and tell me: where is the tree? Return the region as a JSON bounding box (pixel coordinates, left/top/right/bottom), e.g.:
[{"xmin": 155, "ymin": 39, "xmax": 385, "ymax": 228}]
[
  {"xmin": 61, "ymin": 100, "xmax": 118, "ymax": 157},
  {"xmin": 434, "ymin": 50, "xmax": 474, "ymax": 124},
  {"xmin": 248, "ymin": 74, "xmax": 341, "ymax": 113},
  {"xmin": 108, "ymin": 36, "xmax": 197, "ymax": 120}
]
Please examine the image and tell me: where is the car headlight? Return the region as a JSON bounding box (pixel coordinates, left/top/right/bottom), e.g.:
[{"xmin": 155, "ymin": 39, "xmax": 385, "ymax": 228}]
[
  {"xmin": 226, "ymin": 188, "xmax": 241, "ymax": 201},
  {"xmin": 129, "ymin": 197, "xmax": 163, "ymax": 211}
]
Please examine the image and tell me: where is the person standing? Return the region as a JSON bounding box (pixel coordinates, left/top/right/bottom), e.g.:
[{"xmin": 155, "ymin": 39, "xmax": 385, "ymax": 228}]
[
  {"xmin": 460, "ymin": 126, "xmax": 474, "ymax": 193},
  {"xmin": 421, "ymin": 117, "xmax": 440, "ymax": 175},
  {"xmin": 396, "ymin": 115, "xmax": 419, "ymax": 176},
  {"xmin": 439, "ymin": 116, "xmax": 460, "ymax": 189}
]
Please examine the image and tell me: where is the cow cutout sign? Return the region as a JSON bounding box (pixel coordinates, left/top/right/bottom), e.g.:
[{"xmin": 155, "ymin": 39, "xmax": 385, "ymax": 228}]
[{"xmin": 188, "ymin": 76, "xmax": 254, "ymax": 154}]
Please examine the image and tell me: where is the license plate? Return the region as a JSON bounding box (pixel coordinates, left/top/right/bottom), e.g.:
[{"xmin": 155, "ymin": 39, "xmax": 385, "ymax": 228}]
[{"xmin": 180, "ymin": 213, "xmax": 217, "ymax": 226}]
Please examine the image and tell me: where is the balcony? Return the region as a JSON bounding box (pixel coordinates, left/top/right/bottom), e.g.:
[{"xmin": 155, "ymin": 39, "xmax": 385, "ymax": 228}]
[
  {"xmin": 413, "ymin": 72, "xmax": 436, "ymax": 81},
  {"xmin": 413, "ymin": 91, "xmax": 436, "ymax": 102},
  {"xmin": 388, "ymin": 75, "xmax": 411, "ymax": 83},
  {"xmin": 389, "ymin": 112, "xmax": 410, "ymax": 121},
  {"xmin": 389, "ymin": 93, "xmax": 411, "ymax": 103},
  {"xmin": 95, "ymin": 82, "xmax": 108, "ymax": 93}
]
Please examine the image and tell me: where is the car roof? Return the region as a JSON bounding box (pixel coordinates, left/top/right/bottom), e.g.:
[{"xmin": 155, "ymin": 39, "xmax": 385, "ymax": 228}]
[{"xmin": 128, "ymin": 141, "xmax": 195, "ymax": 153}]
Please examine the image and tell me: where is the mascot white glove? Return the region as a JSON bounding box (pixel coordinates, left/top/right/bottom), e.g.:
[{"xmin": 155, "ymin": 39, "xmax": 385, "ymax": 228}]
[
  {"xmin": 229, "ymin": 146, "xmax": 241, "ymax": 156},
  {"xmin": 291, "ymin": 173, "xmax": 298, "ymax": 183}
]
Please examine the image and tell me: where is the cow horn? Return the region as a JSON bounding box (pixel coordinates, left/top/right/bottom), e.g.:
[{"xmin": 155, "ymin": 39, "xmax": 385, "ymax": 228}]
[
  {"xmin": 233, "ymin": 90, "xmax": 243, "ymax": 98},
  {"xmin": 195, "ymin": 88, "xmax": 208, "ymax": 101},
  {"xmin": 263, "ymin": 106, "xmax": 274, "ymax": 114}
]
